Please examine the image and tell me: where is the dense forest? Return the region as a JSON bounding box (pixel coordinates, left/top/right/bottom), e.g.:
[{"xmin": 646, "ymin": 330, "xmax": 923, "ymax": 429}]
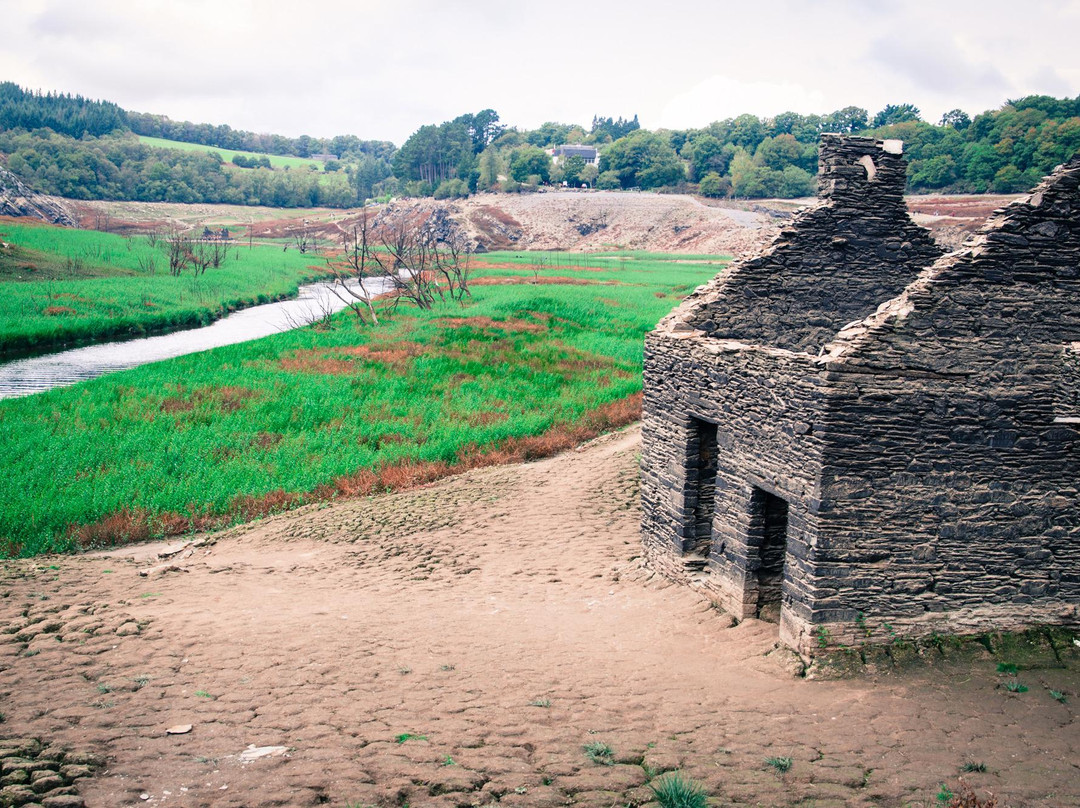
[{"xmin": 1, "ymin": 81, "xmax": 1079, "ymax": 208}]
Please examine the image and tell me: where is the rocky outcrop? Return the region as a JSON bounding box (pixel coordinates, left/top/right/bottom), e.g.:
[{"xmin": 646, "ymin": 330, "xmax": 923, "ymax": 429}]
[{"xmin": 0, "ymin": 167, "xmax": 77, "ymax": 227}]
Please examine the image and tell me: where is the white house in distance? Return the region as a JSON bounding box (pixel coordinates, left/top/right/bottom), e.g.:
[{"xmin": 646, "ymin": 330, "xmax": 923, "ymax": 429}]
[{"xmin": 549, "ymin": 145, "xmax": 599, "ymax": 165}]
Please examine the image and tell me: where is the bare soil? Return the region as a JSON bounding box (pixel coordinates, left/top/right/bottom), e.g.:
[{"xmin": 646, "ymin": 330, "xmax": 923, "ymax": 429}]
[
  {"xmin": 1, "ymin": 428, "xmax": 1075, "ymax": 808},
  {"xmin": 67, "ymin": 191, "xmax": 1023, "ymax": 262}
]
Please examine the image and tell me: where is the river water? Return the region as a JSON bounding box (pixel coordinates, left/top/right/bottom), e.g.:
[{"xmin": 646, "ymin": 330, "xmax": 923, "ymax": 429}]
[{"xmin": 0, "ymin": 278, "xmax": 393, "ymax": 400}]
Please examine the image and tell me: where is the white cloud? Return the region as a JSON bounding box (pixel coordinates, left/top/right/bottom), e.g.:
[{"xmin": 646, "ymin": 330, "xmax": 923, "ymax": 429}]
[
  {"xmin": 659, "ymin": 76, "xmax": 828, "ymax": 130},
  {"xmin": 0, "ymin": 0, "xmax": 1076, "ymax": 144}
]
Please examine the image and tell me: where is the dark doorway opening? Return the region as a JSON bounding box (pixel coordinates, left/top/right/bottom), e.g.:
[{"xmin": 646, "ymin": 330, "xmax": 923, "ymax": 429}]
[
  {"xmin": 686, "ymin": 418, "xmax": 719, "ymax": 568},
  {"xmin": 750, "ymin": 487, "xmax": 789, "ymax": 621}
]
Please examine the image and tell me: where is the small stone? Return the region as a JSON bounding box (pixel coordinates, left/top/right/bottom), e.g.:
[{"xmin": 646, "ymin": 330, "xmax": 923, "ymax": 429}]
[
  {"xmin": 57, "ymin": 754, "xmax": 100, "ymax": 769},
  {"xmin": 165, "ymin": 725, "xmax": 192, "ymax": 736},
  {"xmin": 0, "ymin": 770, "xmax": 29, "ymax": 786},
  {"xmin": 1, "ymin": 758, "xmax": 33, "ymax": 776},
  {"xmin": 58, "ymin": 766, "xmax": 91, "ymax": 782},
  {"xmin": 42, "ymin": 797, "xmax": 86, "ymax": 808},
  {"xmin": 238, "ymin": 745, "xmax": 289, "ymax": 762},
  {"xmin": 1, "ymin": 783, "xmax": 36, "ymax": 804},
  {"xmin": 31, "ymin": 774, "xmax": 65, "ymax": 793}
]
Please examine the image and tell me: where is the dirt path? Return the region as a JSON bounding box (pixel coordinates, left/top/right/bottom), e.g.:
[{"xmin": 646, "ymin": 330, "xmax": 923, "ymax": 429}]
[{"xmin": 0, "ymin": 428, "xmax": 1076, "ymax": 807}]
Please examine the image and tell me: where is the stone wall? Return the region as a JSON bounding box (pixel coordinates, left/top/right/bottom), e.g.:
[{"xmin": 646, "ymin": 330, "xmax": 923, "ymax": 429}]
[
  {"xmin": 641, "ymin": 137, "xmax": 1080, "ymax": 656},
  {"xmin": 1060, "ymin": 343, "xmax": 1080, "ymax": 420},
  {"xmin": 640, "ymin": 337, "xmax": 827, "ymax": 646},
  {"xmin": 672, "ymin": 135, "xmax": 942, "ymax": 354},
  {"xmin": 808, "ymin": 156, "xmax": 1080, "ymax": 649}
]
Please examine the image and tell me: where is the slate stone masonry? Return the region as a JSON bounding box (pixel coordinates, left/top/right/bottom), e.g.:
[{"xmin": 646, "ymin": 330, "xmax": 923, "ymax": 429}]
[{"xmin": 641, "ymin": 135, "xmax": 1080, "ymax": 655}]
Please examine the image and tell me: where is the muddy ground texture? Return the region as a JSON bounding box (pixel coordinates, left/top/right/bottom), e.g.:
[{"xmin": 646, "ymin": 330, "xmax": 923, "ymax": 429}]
[{"xmin": 0, "ymin": 428, "xmax": 1076, "ymax": 808}]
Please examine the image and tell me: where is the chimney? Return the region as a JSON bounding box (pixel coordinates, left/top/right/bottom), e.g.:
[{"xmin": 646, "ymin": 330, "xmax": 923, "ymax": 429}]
[{"xmin": 817, "ymin": 134, "xmax": 907, "ymax": 208}]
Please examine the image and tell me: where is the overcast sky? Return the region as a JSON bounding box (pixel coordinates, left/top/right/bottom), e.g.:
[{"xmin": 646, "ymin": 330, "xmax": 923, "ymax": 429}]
[{"xmin": 2, "ymin": 0, "xmax": 1078, "ymax": 145}]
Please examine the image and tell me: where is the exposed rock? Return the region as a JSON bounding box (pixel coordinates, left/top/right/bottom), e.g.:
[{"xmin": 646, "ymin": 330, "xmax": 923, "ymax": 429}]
[{"xmin": 0, "ymin": 168, "xmax": 77, "ymax": 227}]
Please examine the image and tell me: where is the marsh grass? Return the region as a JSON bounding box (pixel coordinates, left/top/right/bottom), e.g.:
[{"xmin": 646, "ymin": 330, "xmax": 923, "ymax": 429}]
[
  {"xmin": 0, "ymin": 220, "xmax": 327, "ymax": 352},
  {"xmin": 0, "ymin": 250, "xmax": 726, "ymax": 557}
]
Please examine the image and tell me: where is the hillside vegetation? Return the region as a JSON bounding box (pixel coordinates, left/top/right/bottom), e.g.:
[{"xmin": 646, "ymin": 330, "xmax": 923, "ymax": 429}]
[
  {"xmin": 136, "ymin": 136, "xmax": 329, "ymax": 171},
  {"xmin": 1, "ymin": 81, "xmax": 1079, "ymax": 207}
]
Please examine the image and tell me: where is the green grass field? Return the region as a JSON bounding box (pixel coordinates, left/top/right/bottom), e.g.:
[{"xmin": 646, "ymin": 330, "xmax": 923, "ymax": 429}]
[
  {"xmin": 0, "ymin": 249, "xmax": 724, "ymax": 557},
  {"xmin": 0, "ymin": 220, "xmax": 329, "ymax": 352},
  {"xmin": 137, "ymin": 135, "xmax": 328, "ymax": 171}
]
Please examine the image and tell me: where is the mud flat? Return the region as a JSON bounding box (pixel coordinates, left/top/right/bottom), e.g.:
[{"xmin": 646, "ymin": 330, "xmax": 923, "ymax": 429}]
[{"xmin": 0, "ymin": 427, "xmax": 1075, "ymax": 807}]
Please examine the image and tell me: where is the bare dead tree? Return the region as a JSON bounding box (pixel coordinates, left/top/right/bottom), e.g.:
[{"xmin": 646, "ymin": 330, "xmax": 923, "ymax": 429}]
[
  {"xmin": 164, "ymin": 226, "xmax": 191, "ymax": 276},
  {"xmin": 136, "ymin": 253, "xmax": 157, "ymax": 275},
  {"xmin": 428, "ymin": 226, "xmax": 472, "ymax": 304},
  {"xmin": 293, "ymin": 220, "xmax": 317, "ymax": 254},
  {"xmin": 326, "ymin": 208, "xmax": 473, "ymax": 326},
  {"xmin": 326, "ymin": 212, "xmax": 383, "ymax": 325},
  {"xmin": 378, "ymin": 209, "xmax": 471, "ymax": 311}
]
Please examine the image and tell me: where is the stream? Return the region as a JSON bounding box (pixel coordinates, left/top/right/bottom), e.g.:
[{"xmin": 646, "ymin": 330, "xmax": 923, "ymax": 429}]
[{"xmin": 0, "ymin": 278, "xmax": 393, "ymax": 399}]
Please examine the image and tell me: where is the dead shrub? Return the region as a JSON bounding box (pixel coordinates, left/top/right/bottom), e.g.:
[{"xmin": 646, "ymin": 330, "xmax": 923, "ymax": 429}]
[
  {"xmin": 945, "ymin": 781, "xmax": 1000, "ymax": 808},
  {"xmin": 67, "ymin": 507, "xmax": 152, "ymax": 550}
]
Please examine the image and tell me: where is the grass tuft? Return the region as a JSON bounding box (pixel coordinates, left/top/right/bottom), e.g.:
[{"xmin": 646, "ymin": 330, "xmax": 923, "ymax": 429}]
[
  {"xmin": 583, "ymin": 741, "xmax": 614, "ymax": 765},
  {"xmin": 765, "ymin": 756, "xmax": 793, "ymax": 774},
  {"xmin": 648, "ymin": 771, "xmax": 708, "ymax": 808}
]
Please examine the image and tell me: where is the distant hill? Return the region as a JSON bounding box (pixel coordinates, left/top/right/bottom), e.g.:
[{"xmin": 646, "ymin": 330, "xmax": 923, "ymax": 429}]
[{"xmin": 1, "ymin": 80, "xmax": 1079, "ymax": 209}]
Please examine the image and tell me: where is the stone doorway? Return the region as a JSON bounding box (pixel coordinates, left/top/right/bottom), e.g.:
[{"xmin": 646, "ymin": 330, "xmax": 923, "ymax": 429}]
[
  {"xmin": 685, "ymin": 418, "xmax": 719, "ymax": 572},
  {"xmin": 749, "ymin": 487, "xmax": 789, "ymax": 622}
]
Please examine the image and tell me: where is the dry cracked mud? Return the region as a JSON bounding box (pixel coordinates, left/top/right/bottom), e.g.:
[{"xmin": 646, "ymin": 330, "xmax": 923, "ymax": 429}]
[{"xmin": 0, "ymin": 428, "xmax": 1076, "ymax": 807}]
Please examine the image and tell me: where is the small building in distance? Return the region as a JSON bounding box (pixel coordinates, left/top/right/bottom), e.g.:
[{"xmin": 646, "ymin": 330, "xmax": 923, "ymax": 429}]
[
  {"xmin": 640, "ymin": 134, "xmax": 1080, "ymax": 655},
  {"xmin": 550, "ymin": 145, "xmax": 599, "ymax": 165}
]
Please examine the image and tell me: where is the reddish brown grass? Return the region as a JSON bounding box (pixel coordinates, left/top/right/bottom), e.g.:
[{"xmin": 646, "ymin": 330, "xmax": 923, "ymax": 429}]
[
  {"xmin": 279, "ymin": 355, "xmax": 357, "ymax": 375},
  {"xmin": 42, "ymin": 306, "xmax": 77, "ymax": 316},
  {"xmin": 159, "ymin": 397, "xmax": 194, "ymax": 414},
  {"xmin": 159, "ymin": 386, "xmax": 260, "ymax": 414},
  {"xmin": 280, "ymin": 341, "xmax": 424, "ymax": 375},
  {"xmin": 436, "ymin": 316, "xmax": 544, "ymax": 333},
  {"xmin": 251, "ymin": 432, "xmax": 284, "ymax": 450},
  {"xmin": 467, "ymin": 411, "xmax": 509, "ymax": 426},
  {"xmin": 470, "ymin": 276, "xmax": 605, "ymax": 286},
  {"xmin": 336, "ymin": 341, "xmax": 425, "ymax": 363},
  {"xmin": 230, "ymin": 490, "xmax": 301, "ymax": 522}
]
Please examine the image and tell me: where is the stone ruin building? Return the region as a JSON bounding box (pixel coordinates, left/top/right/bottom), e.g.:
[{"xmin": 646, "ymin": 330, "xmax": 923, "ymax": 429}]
[{"xmin": 640, "ymin": 134, "xmax": 1080, "ymax": 655}]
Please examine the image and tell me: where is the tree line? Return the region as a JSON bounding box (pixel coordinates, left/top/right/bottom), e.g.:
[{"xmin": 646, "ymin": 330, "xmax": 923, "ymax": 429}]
[
  {"xmin": 0, "ymin": 81, "xmax": 394, "ymax": 161},
  {"xmin": 382, "ymin": 95, "xmax": 1080, "ymax": 200},
  {"xmin": 2, "ymin": 79, "xmax": 1080, "ymax": 207},
  {"xmin": 0, "ymin": 130, "xmax": 361, "ymax": 207}
]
